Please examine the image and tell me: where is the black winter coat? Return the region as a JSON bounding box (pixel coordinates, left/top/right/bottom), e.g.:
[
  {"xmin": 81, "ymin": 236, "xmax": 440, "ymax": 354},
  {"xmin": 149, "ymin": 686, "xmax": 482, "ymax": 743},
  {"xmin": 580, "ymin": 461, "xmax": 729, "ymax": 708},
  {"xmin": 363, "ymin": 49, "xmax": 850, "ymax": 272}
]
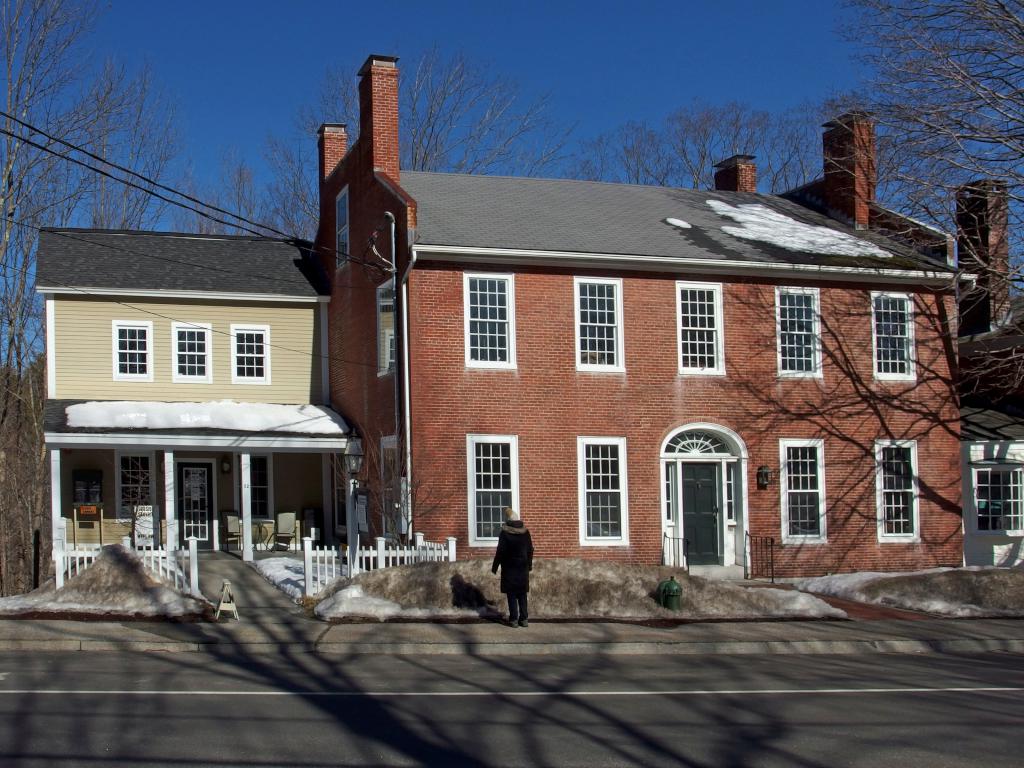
[{"xmin": 491, "ymin": 521, "xmax": 534, "ymax": 594}]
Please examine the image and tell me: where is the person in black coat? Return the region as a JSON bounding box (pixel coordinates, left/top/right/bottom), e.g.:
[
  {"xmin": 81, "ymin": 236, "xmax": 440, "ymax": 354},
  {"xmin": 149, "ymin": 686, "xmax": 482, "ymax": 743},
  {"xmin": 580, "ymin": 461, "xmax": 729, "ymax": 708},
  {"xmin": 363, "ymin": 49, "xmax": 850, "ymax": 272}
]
[{"xmin": 491, "ymin": 506, "xmax": 534, "ymax": 627}]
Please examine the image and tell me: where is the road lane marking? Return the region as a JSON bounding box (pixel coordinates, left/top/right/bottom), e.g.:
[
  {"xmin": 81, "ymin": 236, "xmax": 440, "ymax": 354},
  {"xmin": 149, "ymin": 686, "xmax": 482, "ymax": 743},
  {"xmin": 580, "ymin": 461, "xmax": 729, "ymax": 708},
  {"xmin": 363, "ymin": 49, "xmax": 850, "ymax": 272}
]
[{"xmin": 0, "ymin": 686, "xmax": 1021, "ymax": 697}]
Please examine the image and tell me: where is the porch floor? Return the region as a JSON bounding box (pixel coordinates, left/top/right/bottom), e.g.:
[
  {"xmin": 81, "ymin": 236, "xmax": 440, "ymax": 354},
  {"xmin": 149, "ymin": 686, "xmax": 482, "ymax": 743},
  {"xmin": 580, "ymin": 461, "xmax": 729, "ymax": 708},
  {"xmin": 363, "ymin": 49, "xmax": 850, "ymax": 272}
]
[{"xmin": 197, "ymin": 551, "xmax": 306, "ymax": 628}]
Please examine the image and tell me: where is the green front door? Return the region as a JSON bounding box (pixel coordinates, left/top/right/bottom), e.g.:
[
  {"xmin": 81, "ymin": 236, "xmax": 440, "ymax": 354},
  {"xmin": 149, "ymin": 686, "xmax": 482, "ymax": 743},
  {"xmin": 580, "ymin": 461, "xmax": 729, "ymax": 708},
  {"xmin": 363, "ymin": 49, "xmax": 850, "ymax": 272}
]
[{"xmin": 682, "ymin": 463, "xmax": 720, "ymax": 565}]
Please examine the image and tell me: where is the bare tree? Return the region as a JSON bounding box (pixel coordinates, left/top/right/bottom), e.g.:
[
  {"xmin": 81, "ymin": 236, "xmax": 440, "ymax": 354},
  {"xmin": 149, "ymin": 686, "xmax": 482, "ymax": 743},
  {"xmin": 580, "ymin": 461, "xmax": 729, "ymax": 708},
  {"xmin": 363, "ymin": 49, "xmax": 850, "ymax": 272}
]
[
  {"xmin": 569, "ymin": 101, "xmax": 823, "ymax": 193},
  {"xmin": 0, "ymin": 0, "xmax": 180, "ymax": 594},
  {"xmin": 847, "ymin": 0, "xmax": 1024, "ymax": 396},
  {"xmin": 850, "ymin": 0, "xmax": 1024, "ymax": 275},
  {"xmin": 261, "ymin": 48, "xmax": 572, "ymax": 239}
]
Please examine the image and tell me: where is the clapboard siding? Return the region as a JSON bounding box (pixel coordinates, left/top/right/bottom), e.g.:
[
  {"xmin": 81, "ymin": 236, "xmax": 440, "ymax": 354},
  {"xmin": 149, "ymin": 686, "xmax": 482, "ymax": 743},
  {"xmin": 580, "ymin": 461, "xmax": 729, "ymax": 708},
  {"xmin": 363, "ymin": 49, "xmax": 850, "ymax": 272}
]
[{"xmin": 53, "ymin": 296, "xmax": 323, "ymax": 403}]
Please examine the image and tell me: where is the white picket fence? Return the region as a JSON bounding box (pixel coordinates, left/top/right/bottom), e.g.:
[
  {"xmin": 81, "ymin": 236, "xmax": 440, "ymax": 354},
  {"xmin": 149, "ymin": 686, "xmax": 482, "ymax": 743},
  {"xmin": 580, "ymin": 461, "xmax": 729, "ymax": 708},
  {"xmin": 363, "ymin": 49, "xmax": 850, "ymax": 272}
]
[
  {"xmin": 53, "ymin": 519, "xmax": 200, "ymax": 594},
  {"xmin": 301, "ymin": 532, "xmax": 457, "ymax": 598}
]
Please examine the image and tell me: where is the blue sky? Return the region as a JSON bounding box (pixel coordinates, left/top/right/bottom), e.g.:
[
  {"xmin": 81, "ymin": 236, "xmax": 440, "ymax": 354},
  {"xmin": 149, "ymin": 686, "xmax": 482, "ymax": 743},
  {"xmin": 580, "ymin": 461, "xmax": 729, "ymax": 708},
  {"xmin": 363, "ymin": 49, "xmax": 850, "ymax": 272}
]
[{"xmin": 92, "ymin": 1, "xmax": 863, "ymax": 183}]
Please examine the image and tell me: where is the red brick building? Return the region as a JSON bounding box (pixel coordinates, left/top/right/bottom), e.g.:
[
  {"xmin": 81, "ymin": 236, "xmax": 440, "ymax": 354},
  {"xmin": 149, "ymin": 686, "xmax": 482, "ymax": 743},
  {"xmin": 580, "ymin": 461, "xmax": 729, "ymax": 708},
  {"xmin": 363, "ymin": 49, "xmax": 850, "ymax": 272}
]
[{"xmin": 315, "ymin": 54, "xmax": 964, "ymax": 578}]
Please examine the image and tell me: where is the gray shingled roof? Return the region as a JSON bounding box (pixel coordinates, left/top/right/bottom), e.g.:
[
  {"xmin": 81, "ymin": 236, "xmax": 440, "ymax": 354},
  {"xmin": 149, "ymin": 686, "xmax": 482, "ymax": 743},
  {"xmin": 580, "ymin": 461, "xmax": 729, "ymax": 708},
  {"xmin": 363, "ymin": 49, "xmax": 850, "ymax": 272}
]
[
  {"xmin": 962, "ymin": 405, "xmax": 1024, "ymax": 442},
  {"xmin": 36, "ymin": 229, "xmax": 326, "ymax": 297},
  {"xmin": 401, "ymin": 171, "xmax": 947, "ymax": 272}
]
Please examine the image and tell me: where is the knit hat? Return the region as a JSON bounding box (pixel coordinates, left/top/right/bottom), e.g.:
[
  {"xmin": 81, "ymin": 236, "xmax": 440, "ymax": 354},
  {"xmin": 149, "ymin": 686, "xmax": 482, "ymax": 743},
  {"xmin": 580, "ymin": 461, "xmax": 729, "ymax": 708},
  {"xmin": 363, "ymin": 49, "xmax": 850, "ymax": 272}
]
[{"xmin": 503, "ymin": 506, "xmax": 520, "ymax": 521}]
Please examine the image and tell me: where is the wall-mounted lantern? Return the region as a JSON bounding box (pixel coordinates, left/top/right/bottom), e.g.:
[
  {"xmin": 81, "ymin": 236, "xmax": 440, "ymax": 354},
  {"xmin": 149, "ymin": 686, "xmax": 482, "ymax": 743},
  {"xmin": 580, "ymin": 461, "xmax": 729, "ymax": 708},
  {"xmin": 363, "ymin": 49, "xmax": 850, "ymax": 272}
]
[
  {"xmin": 220, "ymin": 456, "xmax": 232, "ymax": 474},
  {"xmin": 756, "ymin": 465, "xmax": 774, "ymax": 490}
]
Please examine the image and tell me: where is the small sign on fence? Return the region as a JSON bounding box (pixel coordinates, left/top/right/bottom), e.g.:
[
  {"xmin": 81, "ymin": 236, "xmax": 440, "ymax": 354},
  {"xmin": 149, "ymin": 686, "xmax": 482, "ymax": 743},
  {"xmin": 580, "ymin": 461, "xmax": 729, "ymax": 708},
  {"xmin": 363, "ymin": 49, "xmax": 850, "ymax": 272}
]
[{"xmin": 134, "ymin": 505, "xmax": 155, "ymax": 547}]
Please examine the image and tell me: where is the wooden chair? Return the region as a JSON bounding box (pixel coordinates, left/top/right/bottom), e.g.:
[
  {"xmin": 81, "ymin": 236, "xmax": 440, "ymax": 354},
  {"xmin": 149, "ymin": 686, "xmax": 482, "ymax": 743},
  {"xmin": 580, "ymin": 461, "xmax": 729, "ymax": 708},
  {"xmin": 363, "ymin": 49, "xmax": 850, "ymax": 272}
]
[
  {"xmin": 274, "ymin": 511, "xmax": 297, "ymax": 550},
  {"xmin": 224, "ymin": 514, "xmax": 241, "ymax": 552}
]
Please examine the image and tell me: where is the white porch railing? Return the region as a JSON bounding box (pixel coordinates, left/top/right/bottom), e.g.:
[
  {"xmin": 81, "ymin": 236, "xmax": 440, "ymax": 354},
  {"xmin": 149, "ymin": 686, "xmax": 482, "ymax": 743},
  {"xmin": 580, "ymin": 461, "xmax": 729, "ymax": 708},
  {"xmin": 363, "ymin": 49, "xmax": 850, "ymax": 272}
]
[
  {"xmin": 301, "ymin": 532, "xmax": 457, "ymax": 598},
  {"xmin": 53, "ymin": 520, "xmax": 200, "ymax": 594}
]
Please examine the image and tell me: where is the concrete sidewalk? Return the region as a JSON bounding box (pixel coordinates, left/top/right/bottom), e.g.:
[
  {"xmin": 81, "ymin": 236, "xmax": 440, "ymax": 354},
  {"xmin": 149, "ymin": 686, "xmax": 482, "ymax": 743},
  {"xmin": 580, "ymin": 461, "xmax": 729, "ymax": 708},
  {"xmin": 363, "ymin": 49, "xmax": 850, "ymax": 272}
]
[{"xmin": 1, "ymin": 613, "xmax": 1023, "ymax": 656}]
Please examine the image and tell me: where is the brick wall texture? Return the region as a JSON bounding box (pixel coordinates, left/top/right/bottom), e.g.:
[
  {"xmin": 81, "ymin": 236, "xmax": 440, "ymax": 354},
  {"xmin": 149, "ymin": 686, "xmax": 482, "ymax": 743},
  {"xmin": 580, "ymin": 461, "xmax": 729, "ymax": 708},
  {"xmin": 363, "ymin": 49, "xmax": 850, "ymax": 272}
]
[{"xmin": 406, "ymin": 264, "xmax": 963, "ymax": 578}]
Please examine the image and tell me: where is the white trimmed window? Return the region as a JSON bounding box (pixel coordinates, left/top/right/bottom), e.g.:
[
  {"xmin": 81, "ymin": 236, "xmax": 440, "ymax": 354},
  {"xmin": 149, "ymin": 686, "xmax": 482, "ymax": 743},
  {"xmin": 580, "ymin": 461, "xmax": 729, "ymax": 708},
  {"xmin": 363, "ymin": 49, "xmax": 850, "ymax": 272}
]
[
  {"xmin": 118, "ymin": 454, "xmax": 153, "ymax": 512},
  {"xmin": 574, "ymin": 277, "xmax": 624, "ymax": 371},
  {"xmin": 464, "ymin": 273, "xmax": 516, "ymax": 369},
  {"xmin": 872, "ymin": 292, "xmax": 915, "ymax": 381},
  {"xmin": 250, "ymin": 455, "xmax": 272, "ymax": 518},
  {"xmin": 171, "ymin": 322, "xmax": 212, "ymax": 383},
  {"xmin": 112, "ymin": 320, "xmax": 153, "ymax": 381},
  {"xmin": 875, "ymin": 441, "xmax": 919, "ymax": 540},
  {"xmin": 377, "ymin": 280, "xmax": 396, "ymax": 375},
  {"xmin": 578, "ymin": 436, "xmax": 629, "ymax": 545},
  {"xmin": 776, "ymin": 287, "xmax": 822, "ymax": 377},
  {"xmin": 335, "ymin": 186, "xmax": 349, "ymax": 267},
  {"xmin": 780, "ymin": 439, "xmax": 826, "ymax": 542},
  {"xmin": 974, "ymin": 466, "xmax": 1023, "ymax": 533},
  {"xmin": 231, "ymin": 324, "xmax": 271, "ymax": 384},
  {"xmin": 677, "ymin": 281, "xmax": 725, "ymax": 375},
  {"xmin": 467, "ymin": 434, "xmax": 519, "ymax": 544}
]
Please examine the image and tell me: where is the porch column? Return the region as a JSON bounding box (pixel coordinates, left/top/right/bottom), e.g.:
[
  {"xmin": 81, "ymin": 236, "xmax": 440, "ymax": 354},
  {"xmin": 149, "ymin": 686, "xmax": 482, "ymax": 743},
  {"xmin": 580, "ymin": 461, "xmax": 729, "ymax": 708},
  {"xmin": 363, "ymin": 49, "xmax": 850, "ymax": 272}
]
[
  {"xmin": 321, "ymin": 453, "xmax": 332, "ymax": 545},
  {"xmin": 240, "ymin": 452, "xmax": 254, "ymax": 562},
  {"xmin": 164, "ymin": 451, "xmax": 176, "ymax": 551},
  {"xmin": 49, "ymin": 449, "xmax": 62, "ymax": 547}
]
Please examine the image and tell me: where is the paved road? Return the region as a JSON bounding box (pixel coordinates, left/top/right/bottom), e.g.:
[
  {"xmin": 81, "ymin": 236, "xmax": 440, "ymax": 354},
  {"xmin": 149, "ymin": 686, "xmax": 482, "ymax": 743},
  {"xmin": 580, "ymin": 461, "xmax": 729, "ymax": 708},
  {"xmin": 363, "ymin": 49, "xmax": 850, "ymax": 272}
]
[{"xmin": 0, "ymin": 650, "xmax": 1021, "ymax": 766}]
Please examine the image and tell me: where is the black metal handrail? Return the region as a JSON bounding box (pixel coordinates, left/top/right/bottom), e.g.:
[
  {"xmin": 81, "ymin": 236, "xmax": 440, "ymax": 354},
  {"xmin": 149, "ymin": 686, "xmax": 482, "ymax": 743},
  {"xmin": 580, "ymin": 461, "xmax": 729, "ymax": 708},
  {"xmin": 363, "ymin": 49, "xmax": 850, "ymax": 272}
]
[
  {"xmin": 746, "ymin": 533, "xmax": 775, "ymax": 583},
  {"xmin": 662, "ymin": 532, "xmax": 689, "ymax": 571}
]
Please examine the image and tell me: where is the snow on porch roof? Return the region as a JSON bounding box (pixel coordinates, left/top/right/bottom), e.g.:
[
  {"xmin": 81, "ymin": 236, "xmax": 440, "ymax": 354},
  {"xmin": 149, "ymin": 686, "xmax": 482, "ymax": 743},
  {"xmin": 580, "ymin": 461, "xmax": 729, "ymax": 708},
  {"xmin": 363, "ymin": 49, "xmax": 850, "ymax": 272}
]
[{"xmin": 52, "ymin": 400, "xmax": 349, "ymax": 437}]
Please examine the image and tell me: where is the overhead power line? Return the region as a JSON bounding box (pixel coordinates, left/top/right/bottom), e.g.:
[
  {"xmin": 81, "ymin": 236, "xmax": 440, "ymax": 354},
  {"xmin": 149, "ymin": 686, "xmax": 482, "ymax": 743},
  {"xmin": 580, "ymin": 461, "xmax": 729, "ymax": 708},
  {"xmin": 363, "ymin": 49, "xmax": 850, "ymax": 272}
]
[{"xmin": 0, "ymin": 115, "xmax": 391, "ymax": 274}]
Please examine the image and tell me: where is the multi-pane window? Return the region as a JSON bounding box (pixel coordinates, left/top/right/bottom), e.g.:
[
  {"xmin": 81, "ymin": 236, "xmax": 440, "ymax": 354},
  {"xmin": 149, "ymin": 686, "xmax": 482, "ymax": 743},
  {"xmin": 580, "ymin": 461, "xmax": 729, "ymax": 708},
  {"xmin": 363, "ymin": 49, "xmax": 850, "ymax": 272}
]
[
  {"xmin": 468, "ymin": 435, "xmax": 518, "ymax": 542},
  {"xmin": 975, "ymin": 467, "xmax": 1023, "ymax": 532},
  {"xmin": 781, "ymin": 440, "xmax": 825, "ymax": 540},
  {"xmin": 335, "ymin": 187, "xmax": 349, "ymax": 266},
  {"xmin": 112, "ymin": 321, "xmax": 152, "ymax": 380},
  {"xmin": 377, "ymin": 281, "xmax": 396, "ymax": 374},
  {"xmin": 677, "ymin": 281, "xmax": 724, "ymax": 374},
  {"xmin": 250, "ymin": 456, "xmax": 270, "ymax": 518},
  {"xmin": 777, "ymin": 288, "xmax": 821, "ymax": 376},
  {"xmin": 119, "ymin": 455, "xmax": 152, "ymax": 510},
  {"xmin": 873, "ymin": 293, "xmax": 915, "ymax": 380},
  {"xmin": 877, "ymin": 442, "xmax": 917, "ymax": 538},
  {"xmin": 579, "ymin": 437, "xmax": 628, "ymax": 544},
  {"xmin": 465, "ymin": 274, "xmax": 515, "ymax": 368},
  {"xmin": 231, "ymin": 325, "xmax": 270, "ymax": 384},
  {"xmin": 575, "ymin": 278, "xmax": 623, "ymax": 370},
  {"xmin": 172, "ymin": 323, "xmax": 212, "ymax": 383}
]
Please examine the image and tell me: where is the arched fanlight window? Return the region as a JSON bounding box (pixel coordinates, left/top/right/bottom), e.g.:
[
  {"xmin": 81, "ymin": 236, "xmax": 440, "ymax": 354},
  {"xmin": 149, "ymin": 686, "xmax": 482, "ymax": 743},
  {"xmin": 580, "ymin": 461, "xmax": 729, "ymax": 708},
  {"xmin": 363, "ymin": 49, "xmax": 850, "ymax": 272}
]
[{"xmin": 665, "ymin": 430, "xmax": 731, "ymax": 456}]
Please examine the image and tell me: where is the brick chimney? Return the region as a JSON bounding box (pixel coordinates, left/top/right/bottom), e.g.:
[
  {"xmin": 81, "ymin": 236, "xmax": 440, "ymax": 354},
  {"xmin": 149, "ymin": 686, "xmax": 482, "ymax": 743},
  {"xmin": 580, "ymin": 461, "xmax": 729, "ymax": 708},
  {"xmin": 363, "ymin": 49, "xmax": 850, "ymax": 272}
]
[
  {"xmin": 822, "ymin": 112, "xmax": 876, "ymax": 229},
  {"xmin": 714, "ymin": 154, "xmax": 757, "ymax": 193},
  {"xmin": 956, "ymin": 180, "xmax": 1010, "ymax": 335},
  {"xmin": 358, "ymin": 54, "xmax": 400, "ymax": 181},
  {"xmin": 317, "ymin": 123, "xmax": 348, "ymax": 182}
]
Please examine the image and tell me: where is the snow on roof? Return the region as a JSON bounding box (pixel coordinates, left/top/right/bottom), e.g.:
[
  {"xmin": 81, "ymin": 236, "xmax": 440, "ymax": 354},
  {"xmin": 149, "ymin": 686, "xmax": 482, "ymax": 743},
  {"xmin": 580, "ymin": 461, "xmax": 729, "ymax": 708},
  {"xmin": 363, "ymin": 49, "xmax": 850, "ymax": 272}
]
[
  {"xmin": 707, "ymin": 199, "xmax": 893, "ymax": 259},
  {"xmin": 664, "ymin": 217, "xmax": 692, "ymax": 230},
  {"xmin": 66, "ymin": 400, "xmax": 348, "ymax": 436}
]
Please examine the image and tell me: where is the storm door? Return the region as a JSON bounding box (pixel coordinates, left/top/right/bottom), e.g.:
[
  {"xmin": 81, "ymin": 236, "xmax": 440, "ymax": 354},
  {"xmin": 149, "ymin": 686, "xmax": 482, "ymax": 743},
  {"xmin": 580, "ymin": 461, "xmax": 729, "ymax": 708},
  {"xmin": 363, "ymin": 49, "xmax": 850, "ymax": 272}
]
[{"xmin": 178, "ymin": 462, "xmax": 213, "ymax": 549}]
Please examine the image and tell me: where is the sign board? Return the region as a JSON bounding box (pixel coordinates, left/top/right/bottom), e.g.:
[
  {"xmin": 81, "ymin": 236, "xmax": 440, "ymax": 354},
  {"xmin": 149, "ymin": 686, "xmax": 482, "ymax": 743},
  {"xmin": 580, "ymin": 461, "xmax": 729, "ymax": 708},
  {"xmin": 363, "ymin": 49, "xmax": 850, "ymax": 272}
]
[
  {"xmin": 77, "ymin": 505, "xmax": 98, "ymax": 517},
  {"xmin": 355, "ymin": 489, "xmax": 369, "ymax": 533},
  {"xmin": 134, "ymin": 505, "xmax": 155, "ymax": 546}
]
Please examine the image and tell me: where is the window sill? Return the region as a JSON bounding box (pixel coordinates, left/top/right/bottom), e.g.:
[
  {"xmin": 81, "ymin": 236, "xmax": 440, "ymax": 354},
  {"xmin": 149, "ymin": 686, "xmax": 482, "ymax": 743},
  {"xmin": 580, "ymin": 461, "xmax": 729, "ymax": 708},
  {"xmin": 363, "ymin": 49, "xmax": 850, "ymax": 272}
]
[
  {"xmin": 781, "ymin": 536, "xmax": 827, "ymax": 545},
  {"xmin": 576, "ymin": 365, "xmax": 626, "ymax": 374},
  {"xmin": 579, "ymin": 538, "xmax": 630, "ymax": 547},
  {"xmin": 777, "ymin": 371, "xmax": 823, "ymax": 380},
  {"xmin": 466, "ymin": 363, "xmax": 517, "ymax": 371},
  {"xmin": 873, "ymin": 374, "xmax": 917, "ymax": 383},
  {"xmin": 877, "ymin": 536, "xmax": 920, "ymax": 544},
  {"xmin": 679, "ymin": 368, "xmax": 726, "ymax": 377}
]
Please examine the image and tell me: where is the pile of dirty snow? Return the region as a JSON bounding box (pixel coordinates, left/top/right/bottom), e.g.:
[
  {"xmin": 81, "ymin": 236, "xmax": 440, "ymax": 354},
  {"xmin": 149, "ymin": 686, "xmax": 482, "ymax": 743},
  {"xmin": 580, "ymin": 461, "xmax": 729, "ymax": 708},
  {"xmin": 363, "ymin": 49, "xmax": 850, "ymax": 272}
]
[
  {"xmin": 315, "ymin": 558, "xmax": 845, "ymax": 621},
  {"xmin": 797, "ymin": 567, "xmax": 1024, "ymax": 618},
  {"xmin": 0, "ymin": 545, "xmax": 210, "ymax": 619}
]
